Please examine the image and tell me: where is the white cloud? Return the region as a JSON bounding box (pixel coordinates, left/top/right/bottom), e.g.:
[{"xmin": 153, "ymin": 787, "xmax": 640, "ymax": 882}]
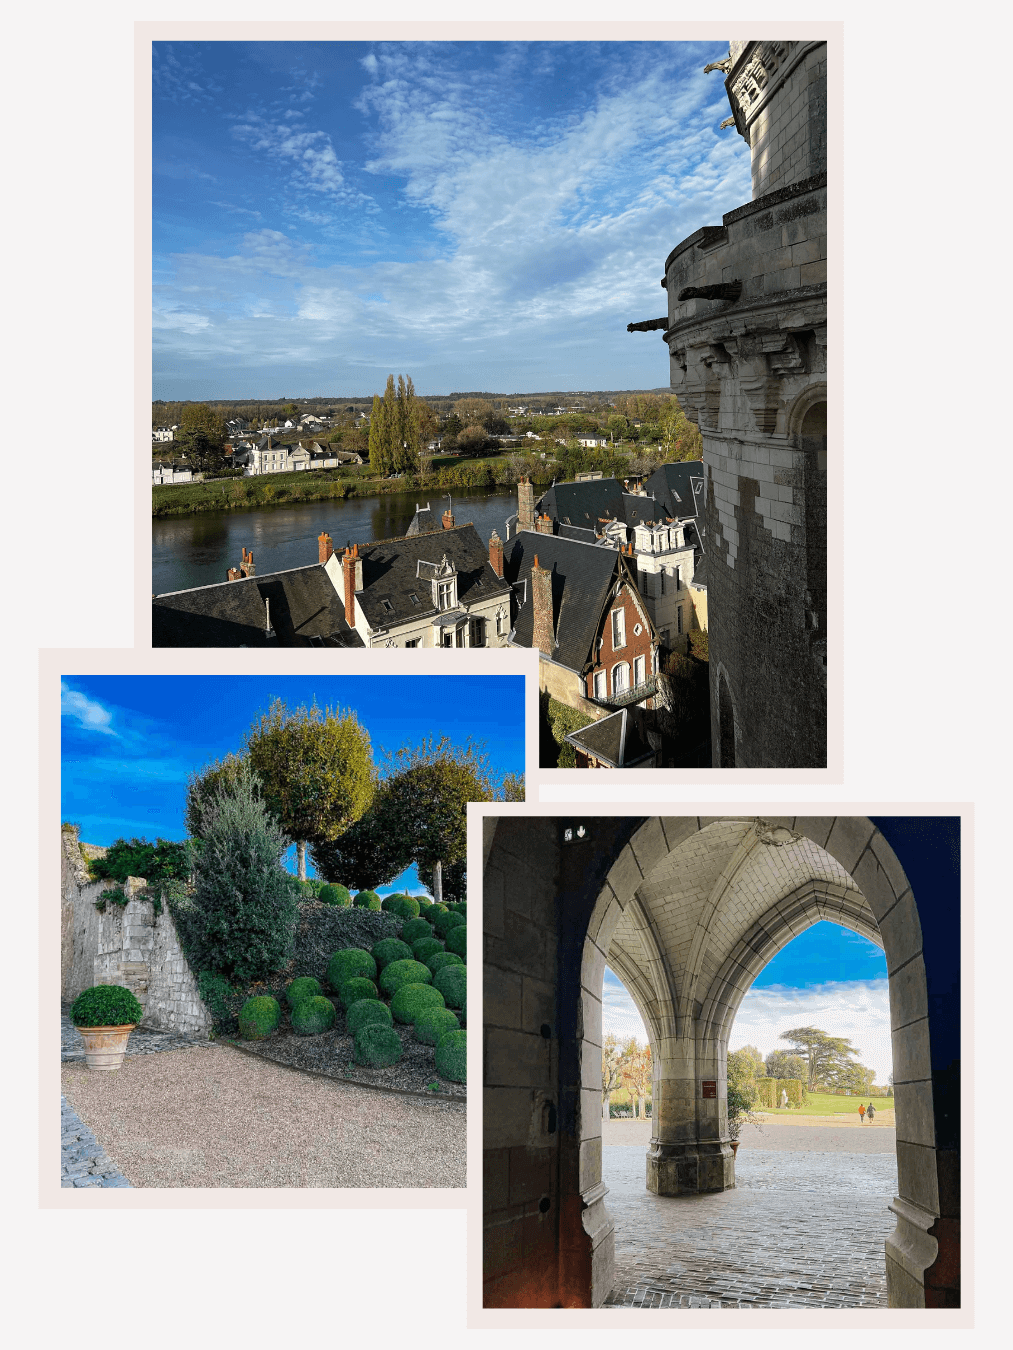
[{"xmin": 60, "ymin": 682, "xmax": 117, "ymax": 737}]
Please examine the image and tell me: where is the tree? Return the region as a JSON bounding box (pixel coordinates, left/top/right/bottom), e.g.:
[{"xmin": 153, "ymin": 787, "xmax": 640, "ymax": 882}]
[
  {"xmin": 185, "ymin": 752, "xmax": 252, "ymax": 840},
  {"xmin": 173, "ymin": 759, "xmax": 297, "ymax": 984},
  {"xmin": 765, "ymin": 1049, "xmax": 807, "ymax": 1081},
  {"xmin": 779, "ymin": 1026, "xmax": 863, "ymax": 1092},
  {"xmin": 174, "ymin": 403, "xmax": 227, "ymax": 478},
  {"xmin": 602, "ymin": 1032, "xmax": 625, "ymax": 1118},
  {"xmin": 393, "ymin": 374, "xmax": 421, "ymax": 475},
  {"xmin": 454, "ymin": 397, "xmax": 494, "ymax": 427},
  {"xmin": 368, "ymin": 387, "xmax": 392, "ymax": 476},
  {"xmin": 457, "ymin": 424, "xmax": 488, "ymax": 454},
  {"xmin": 244, "ymin": 700, "xmax": 376, "ymax": 881},
  {"xmin": 620, "ymin": 1037, "xmax": 652, "ymax": 1119},
  {"xmin": 727, "ymin": 1044, "xmax": 764, "ymax": 1099}
]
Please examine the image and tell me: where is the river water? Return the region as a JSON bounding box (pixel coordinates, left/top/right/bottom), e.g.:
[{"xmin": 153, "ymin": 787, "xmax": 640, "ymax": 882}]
[{"xmin": 152, "ymin": 487, "xmax": 519, "ymax": 594}]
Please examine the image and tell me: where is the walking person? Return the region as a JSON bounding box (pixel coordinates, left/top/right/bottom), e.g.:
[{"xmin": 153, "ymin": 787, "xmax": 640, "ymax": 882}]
[
  {"xmin": 858, "ymin": 1102, "xmax": 866, "ymax": 1123},
  {"xmin": 867, "ymin": 1103, "xmax": 876, "ymax": 1122}
]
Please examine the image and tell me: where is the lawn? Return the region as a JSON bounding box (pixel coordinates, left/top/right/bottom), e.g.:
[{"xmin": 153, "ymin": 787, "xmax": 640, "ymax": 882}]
[{"xmin": 759, "ymin": 1092, "xmax": 895, "ymax": 1116}]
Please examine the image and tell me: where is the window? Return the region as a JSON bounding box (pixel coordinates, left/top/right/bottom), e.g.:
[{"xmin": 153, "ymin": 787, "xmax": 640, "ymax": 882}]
[
  {"xmin": 677, "ymin": 606, "xmax": 683, "ymax": 635},
  {"xmin": 470, "ymin": 617, "xmax": 485, "ymax": 648},
  {"xmin": 438, "ymin": 581, "xmax": 454, "ymax": 610},
  {"xmin": 441, "ymin": 630, "xmax": 454, "ymax": 648},
  {"xmin": 674, "ymin": 566, "xmax": 681, "ymax": 591},
  {"xmin": 381, "ymin": 599, "xmax": 393, "ymax": 614},
  {"xmin": 408, "ymin": 592, "xmax": 419, "ymax": 606},
  {"xmin": 611, "ymin": 607, "xmax": 626, "ymax": 649},
  {"xmin": 593, "ymin": 670, "xmax": 606, "ymax": 699},
  {"xmin": 405, "ymin": 638, "xmax": 419, "ymax": 648},
  {"xmin": 660, "ymin": 569, "xmax": 666, "ymax": 596},
  {"xmin": 612, "ymin": 662, "xmax": 630, "ymax": 694},
  {"xmin": 634, "ymin": 655, "xmax": 645, "ymax": 688}
]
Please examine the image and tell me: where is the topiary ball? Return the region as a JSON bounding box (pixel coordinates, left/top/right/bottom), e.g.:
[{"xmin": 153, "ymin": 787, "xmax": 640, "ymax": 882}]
[
  {"xmin": 354, "ymin": 1023, "xmax": 402, "ymax": 1068},
  {"xmin": 422, "ymin": 903, "xmax": 448, "ymax": 926},
  {"xmin": 327, "ymin": 948, "xmax": 377, "ymax": 991},
  {"xmin": 411, "ymin": 936, "xmax": 444, "ymax": 963},
  {"xmin": 290, "ymin": 995, "xmax": 336, "ymax": 1036},
  {"xmin": 286, "ymin": 976, "xmax": 323, "ymax": 1008},
  {"xmin": 371, "ymin": 937, "xmax": 413, "ymax": 971},
  {"xmin": 339, "ymin": 977, "xmax": 379, "ymax": 1010},
  {"xmin": 426, "ymin": 950, "xmax": 464, "ymax": 976},
  {"xmin": 346, "ymin": 998, "xmax": 393, "ymax": 1034},
  {"xmin": 353, "ymin": 890, "xmax": 382, "ymax": 910},
  {"xmin": 400, "ymin": 918, "xmax": 432, "ymax": 947},
  {"xmin": 435, "ymin": 1029, "xmax": 466, "ymax": 1083},
  {"xmin": 390, "ymin": 983, "xmax": 446, "ymax": 1025},
  {"xmin": 238, "ymin": 996, "xmax": 281, "ymax": 1041},
  {"xmin": 459, "ymin": 1001, "xmax": 466, "ymax": 1028},
  {"xmin": 433, "ymin": 908, "xmax": 466, "ymax": 940},
  {"xmin": 379, "ymin": 959, "xmax": 434, "ymax": 997},
  {"xmin": 445, "ymin": 924, "xmax": 467, "ymax": 959},
  {"xmin": 388, "ymin": 895, "xmax": 420, "ymax": 921},
  {"xmin": 319, "ymin": 883, "xmax": 351, "ymax": 907},
  {"xmin": 414, "ymin": 1007, "xmax": 460, "ymax": 1046},
  {"xmin": 434, "ymin": 963, "xmax": 466, "ymax": 1010},
  {"xmin": 71, "ymin": 984, "xmax": 143, "ymax": 1028}
]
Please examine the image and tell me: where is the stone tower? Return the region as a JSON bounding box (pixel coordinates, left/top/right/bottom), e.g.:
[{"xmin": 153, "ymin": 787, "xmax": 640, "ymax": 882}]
[{"xmin": 639, "ymin": 41, "xmax": 828, "ymax": 766}]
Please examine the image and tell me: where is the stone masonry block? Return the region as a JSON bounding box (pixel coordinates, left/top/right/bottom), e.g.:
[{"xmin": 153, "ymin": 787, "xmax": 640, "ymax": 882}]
[
  {"xmin": 894, "ymin": 1079, "xmax": 937, "ymax": 1149},
  {"xmin": 825, "ymin": 816, "xmax": 876, "ymax": 876},
  {"xmin": 483, "ymin": 1087, "xmax": 544, "ymax": 1149},
  {"xmin": 580, "ymin": 939, "xmax": 606, "ymax": 998},
  {"xmin": 877, "ymin": 889, "xmax": 924, "ymax": 975},
  {"xmin": 486, "ymin": 967, "xmax": 524, "ymax": 1030},
  {"xmin": 889, "ymin": 954, "xmax": 929, "ymax": 1031},
  {"xmin": 605, "ymin": 844, "xmax": 644, "ymax": 907},
  {"xmin": 587, "ymin": 894, "xmax": 622, "ymax": 952},
  {"xmin": 629, "ymin": 817, "xmax": 671, "ymax": 880},
  {"xmin": 486, "ymin": 1028, "xmax": 552, "ymax": 1089},
  {"xmin": 509, "ymin": 1145, "xmax": 554, "ymax": 1207},
  {"xmin": 869, "ymin": 831, "xmax": 915, "ymax": 907},
  {"xmin": 893, "ymin": 1139, "xmax": 940, "ymax": 1221},
  {"xmin": 891, "ymin": 1015, "xmax": 932, "ymax": 1087}
]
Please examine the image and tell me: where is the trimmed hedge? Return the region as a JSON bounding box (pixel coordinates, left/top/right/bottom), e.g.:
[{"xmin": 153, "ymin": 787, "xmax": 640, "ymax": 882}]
[
  {"xmin": 433, "ymin": 908, "xmax": 466, "ymax": 940},
  {"xmin": 354, "ymin": 1023, "xmax": 402, "ymax": 1067},
  {"xmin": 326, "ymin": 948, "xmax": 376, "ymax": 991},
  {"xmin": 379, "ymin": 959, "xmax": 433, "ymax": 996},
  {"xmin": 339, "ymin": 977, "xmax": 379, "ymax": 1010},
  {"xmin": 400, "ymin": 918, "xmax": 432, "ymax": 947},
  {"xmin": 286, "ymin": 976, "xmax": 323, "ymax": 1008},
  {"xmin": 435, "ymin": 1029, "xmax": 466, "ymax": 1083},
  {"xmin": 238, "ymin": 996, "xmax": 281, "ymax": 1041},
  {"xmin": 318, "ymin": 884, "xmax": 351, "ymax": 907},
  {"xmin": 445, "ymin": 924, "xmax": 467, "ymax": 959},
  {"xmin": 346, "ymin": 999, "xmax": 393, "ymax": 1034},
  {"xmin": 411, "ymin": 937, "xmax": 444, "ymax": 963},
  {"xmin": 434, "ymin": 963, "xmax": 466, "ymax": 1010},
  {"xmin": 353, "ymin": 890, "xmax": 382, "ymax": 910},
  {"xmin": 291, "ymin": 995, "xmax": 336, "ymax": 1036},
  {"xmin": 371, "ymin": 937, "xmax": 413, "ymax": 971},
  {"xmin": 70, "ymin": 984, "xmax": 143, "ymax": 1028},
  {"xmin": 414, "ymin": 1007, "xmax": 460, "ymax": 1046},
  {"xmin": 390, "ymin": 983, "xmax": 446, "ymax": 1025},
  {"xmin": 426, "ymin": 951, "xmax": 464, "ymax": 976}
]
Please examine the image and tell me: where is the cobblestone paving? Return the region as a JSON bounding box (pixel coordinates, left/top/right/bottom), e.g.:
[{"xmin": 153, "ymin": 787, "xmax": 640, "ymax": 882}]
[
  {"xmin": 602, "ymin": 1145, "xmax": 898, "ymax": 1308},
  {"xmin": 61, "ymin": 1011, "xmax": 213, "ymax": 1062},
  {"xmin": 61, "ymin": 1096, "xmax": 132, "ymax": 1188}
]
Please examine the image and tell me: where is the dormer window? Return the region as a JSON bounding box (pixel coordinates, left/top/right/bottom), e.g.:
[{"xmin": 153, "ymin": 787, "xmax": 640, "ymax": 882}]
[
  {"xmin": 408, "ymin": 592, "xmax": 419, "ymax": 606},
  {"xmin": 381, "ymin": 599, "xmax": 394, "ymax": 614},
  {"xmin": 438, "ymin": 580, "xmax": 455, "ymax": 610}
]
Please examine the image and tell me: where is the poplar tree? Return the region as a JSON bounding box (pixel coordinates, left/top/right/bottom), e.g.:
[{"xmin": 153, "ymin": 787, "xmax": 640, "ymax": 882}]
[{"xmin": 368, "ymin": 391, "xmax": 391, "ymax": 476}]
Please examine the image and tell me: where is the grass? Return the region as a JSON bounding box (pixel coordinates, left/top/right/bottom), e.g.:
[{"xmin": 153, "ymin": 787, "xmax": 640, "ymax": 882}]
[{"xmin": 758, "ymin": 1092, "xmax": 895, "ymax": 1116}]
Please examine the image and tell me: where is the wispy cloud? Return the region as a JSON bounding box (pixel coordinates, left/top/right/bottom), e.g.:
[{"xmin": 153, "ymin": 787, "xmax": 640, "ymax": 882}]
[{"xmin": 61, "ymin": 682, "xmax": 117, "ymax": 737}]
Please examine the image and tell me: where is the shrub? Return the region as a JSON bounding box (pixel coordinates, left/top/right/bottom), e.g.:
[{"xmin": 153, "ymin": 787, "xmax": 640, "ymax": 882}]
[
  {"xmin": 71, "ymin": 984, "xmax": 143, "ymax": 1028},
  {"xmin": 434, "ymin": 964, "xmax": 466, "ymax": 1009},
  {"xmin": 286, "ymin": 976, "xmax": 323, "ymax": 1008},
  {"xmin": 346, "ymin": 999, "xmax": 393, "ymax": 1034},
  {"xmin": 291, "ymin": 995, "xmax": 336, "ymax": 1036},
  {"xmin": 411, "ymin": 937, "xmax": 444, "ymax": 963},
  {"xmin": 390, "ymin": 983, "xmax": 446, "ymax": 1025},
  {"xmin": 353, "ymin": 890, "xmax": 382, "ymax": 910},
  {"xmin": 379, "ymin": 959, "xmax": 433, "ymax": 996},
  {"xmin": 387, "ymin": 895, "xmax": 420, "ymax": 921},
  {"xmin": 445, "ymin": 924, "xmax": 467, "ymax": 959},
  {"xmin": 88, "ymin": 837, "xmax": 189, "ymax": 886},
  {"xmin": 433, "ymin": 908, "xmax": 466, "ymax": 940},
  {"xmin": 354, "ymin": 1023, "xmax": 402, "ymax": 1067},
  {"xmin": 435, "ymin": 1029, "xmax": 466, "ymax": 1083},
  {"xmin": 326, "ymin": 948, "xmax": 377, "ymax": 991},
  {"xmin": 318, "ymin": 884, "xmax": 351, "ymax": 907},
  {"xmin": 290, "ymin": 878, "xmax": 319, "ymax": 899},
  {"xmin": 339, "ymin": 977, "xmax": 379, "ymax": 1010},
  {"xmin": 371, "ymin": 938, "xmax": 413, "ymax": 971},
  {"xmin": 414, "ymin": 1007, "xmax": 460, "ymax": 1046},
  {"xmin": 238, "ymin": 996, "xmax": 281, "ymax": 1041},
  {"xmin": 400, "ymin": 918, "xmax": 432, "ymax": 947},
  {"xmin": 426, "ymin": 950, "xmax": 464, "ymax": 976},
  {"xmin": 422, "ymin": 904, "xmax": 449, "ymax": 925},
  {"xmin": 197, "ymin": 970, "xmax": 241, "ymax": 1032},
  {"xmin": 95, "ymin": 887, "xmax": 128, "ymax": 913}
]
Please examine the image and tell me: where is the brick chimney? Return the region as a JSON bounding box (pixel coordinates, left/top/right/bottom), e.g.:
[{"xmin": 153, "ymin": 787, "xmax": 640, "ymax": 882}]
[
  {"xmin": 342, "ymin": 544, "xmax": 363, "ymax": 628},
  {"xmin": 488, "ymin": 530, "xmax": 504, "ymax": 578},
  {"xmin": 530, "ymin": 554, "xmax": 554, "ymax": 656},
  {"xmin": 240, "ymin": 547, "xmax": 255, "ymax": 577},
  {"xmin": 536, "ymin": 512, "xmax": 553, "ymax": 535},
  {"xmin": 226, "ymin": 567, "xmax": 241, "ymax": 581},
  {"xmin": 318, "ymin": 531, "xmax": 333, "ymax": 564},
  {"xmin": 442, "ymin": 507, "xmax": 455, "ymax": 530},
  {"xmin": 518, "ymin": 476, "xmax": 535, "ymax": 532}
]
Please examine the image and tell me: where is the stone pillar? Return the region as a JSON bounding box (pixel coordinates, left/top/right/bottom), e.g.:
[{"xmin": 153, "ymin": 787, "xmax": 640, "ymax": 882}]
[
  {"xmin": 646, "ymin": 1031, "xmax": 734, "ymax": 1194},
  {"xmin": 518, "ymin": 476, "xmax": 535, "ymax": 532},
  {"xmin": 530, "ymin": 556, "xmax": 554, "ymax": 656}
]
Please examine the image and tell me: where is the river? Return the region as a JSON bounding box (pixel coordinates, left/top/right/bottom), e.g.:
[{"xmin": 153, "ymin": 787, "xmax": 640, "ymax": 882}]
[{"xmin": 152, "ymin": 487, "xmax": 519, "ymax": 594}]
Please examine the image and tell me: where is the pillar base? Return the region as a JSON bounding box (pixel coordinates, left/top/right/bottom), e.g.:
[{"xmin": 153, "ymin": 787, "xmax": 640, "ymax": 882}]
[{"xmin": 646, "ymin": 1138, "xmax": 735, "ymax": 1195}]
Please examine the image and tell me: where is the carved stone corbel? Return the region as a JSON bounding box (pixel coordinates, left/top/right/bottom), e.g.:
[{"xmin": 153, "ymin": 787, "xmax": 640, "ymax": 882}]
[
  {"xmin": 728, "ymin": 335, "xmax": 782, "ymax": 435},
  {"xmin": 671, "ymin": 341, "xmax": 725, "ymax": 429}
]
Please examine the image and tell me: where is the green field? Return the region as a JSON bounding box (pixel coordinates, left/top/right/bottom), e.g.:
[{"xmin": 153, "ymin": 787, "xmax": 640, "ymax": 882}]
[{"xmin": 758, "ymin": 1092, "xmax": 894, "ymax": 1116}]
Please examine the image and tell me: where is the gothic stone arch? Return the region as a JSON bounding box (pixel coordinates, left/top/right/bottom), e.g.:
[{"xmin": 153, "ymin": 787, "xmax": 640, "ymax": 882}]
[{"xmin": 483, "ymin": 815, "xmax": 960, "ymax": 1310}]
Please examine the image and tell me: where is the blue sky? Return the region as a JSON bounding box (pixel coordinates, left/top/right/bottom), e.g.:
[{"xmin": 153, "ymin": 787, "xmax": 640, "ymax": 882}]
[
  {"xmin": 152, "ymin": 39, "xmax": 751, "ymax": 398},
  {"xmin": 603, "ymin": 924, "xmax": 893, "ymax": 1084},
  {"xmin": 61, "ymin": 674, "xmax": 524, "ymax": 889}
]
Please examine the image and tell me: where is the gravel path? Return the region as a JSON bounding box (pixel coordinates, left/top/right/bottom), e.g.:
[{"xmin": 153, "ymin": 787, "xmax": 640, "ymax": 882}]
[
  {"xmin": 602, "ymin": 1117, "xmax": 897, "ymax": 1154},
  {"xmin": 62, "ymin": 1043, "xmax": 465, "ymax": 1188}
]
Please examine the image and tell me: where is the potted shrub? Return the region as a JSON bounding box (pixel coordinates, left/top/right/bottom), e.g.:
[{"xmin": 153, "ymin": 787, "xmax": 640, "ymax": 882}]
[
  {"xmin": 70, "ymin": 984, "xmax": 143, "ymax": 1071},
  {"xmin": 726, "ymin": 1083, "xmax": 762, "ymax": 1156}
]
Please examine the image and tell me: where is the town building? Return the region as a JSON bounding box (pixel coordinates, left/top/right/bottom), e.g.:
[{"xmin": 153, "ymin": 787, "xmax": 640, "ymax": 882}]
[{"xmin": 151, "ymin": 461, "xmax": 193, "ymax": 485}]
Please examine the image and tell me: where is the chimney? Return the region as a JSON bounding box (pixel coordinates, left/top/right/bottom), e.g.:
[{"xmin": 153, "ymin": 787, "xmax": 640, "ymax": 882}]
[
  {"xmin": 318, "ymin": 531, "xmax": 333, "ymax": 564},
  {"xmin": 226, "ymin": 567, "xmax": 241, "ymax": 581},
  {"xmin": 530, "ymin": 554, "xmax": 554, "ymax": 657},
  {"xmin": 488, "ymin": 530, "xmax": 504, "ymax": 578},
  {"xmin": 342, "ymin": 544, "xmax": 363, "ymax": 628},
  {"xmin": 442, "ymin": 507, "xmax": 455, "ymax": 530},
  {"xmin": 518, "ymin": 476, "xmax": 535, "ymax": 532},
  {"xmin": 240, "ymin": 547, "xmax": 255, "ymax": 577},
  {"xmin": 536, "ymin": 512, "xmax": 553, "ymax": 536}
]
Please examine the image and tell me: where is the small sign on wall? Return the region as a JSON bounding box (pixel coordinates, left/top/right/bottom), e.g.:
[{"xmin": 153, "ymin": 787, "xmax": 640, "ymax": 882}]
[{"xmin": 701, "ymin": 1080, "xmax": 717, "ymax": 1098}]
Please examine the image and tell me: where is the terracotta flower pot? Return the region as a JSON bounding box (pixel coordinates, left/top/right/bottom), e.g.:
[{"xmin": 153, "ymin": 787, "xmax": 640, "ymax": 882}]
[
  {"xmin": 76, "ymin": 1024, "xmax": 136, "ymax": 1071},
  {"xmin": 729, "ymin": 1139, "xmax": 740, "ymax": 1156}
]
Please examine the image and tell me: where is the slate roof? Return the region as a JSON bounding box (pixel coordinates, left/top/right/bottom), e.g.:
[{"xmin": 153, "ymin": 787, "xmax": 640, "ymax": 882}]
[
  {"xmin": 536, "ymin": 478, "xmax": 625, "ymax": 532},
  {"xmin": 354, "ymin": 523, "xmax": 510, "ymax": 631},
  {"xmin": 558, "ymin": 523, "xmax": 598, "ymax": 545},
  {"xmin": 405, "ymin": 503, "xmax": 441, "ymax": 536},
  {"xmin": 643, "ymin": 461, "xmax": 704, "ymax": 519},
  {"xmin": 503, "ymin": 530, "xmax": 626, "ymax": 673},
  {"xmin": 152, "ymin": 566, "xmax": 363, "ymax": 648},
  {"xmin": 564, "ymin": 706, "xmax": 656, "ymax": 767}
]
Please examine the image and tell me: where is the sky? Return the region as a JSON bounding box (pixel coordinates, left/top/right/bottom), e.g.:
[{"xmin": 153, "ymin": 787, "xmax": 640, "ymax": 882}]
[
  {"xmin": 152, "ymin": 39, "xmax": 752, "ymax": 399},
  {"xmin": 61, "ymin": 674, "xmax": 524, "ymax": 890},
  {"xmin": 602, "ymin": 922, "xmax": 893, "ymax": 1086}
]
